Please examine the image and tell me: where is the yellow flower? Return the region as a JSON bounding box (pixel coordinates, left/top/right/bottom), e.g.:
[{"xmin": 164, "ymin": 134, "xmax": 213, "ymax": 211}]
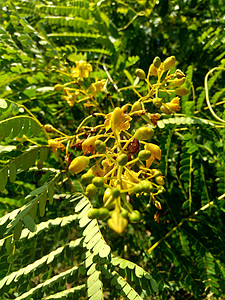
[
  {"xmin": 104, "ymin": 107, "xmax": 132, "ymax": 133},
  {"xmin": 167, "ymin": 97, "xmax": 180, "ymax": 112},
  {"xmin": 70, "ymin": 61, "xmax": 92, "ymax": 79},
  {"xmin": 145, "ymin": 143, "xmax": 161, "ymax": 168},
  {"xmin": 122, "ymin": 170, "xmax": 139, "ymax": 191},
  {"xmin": 48, "ymin": 139, "xmax": 65, "ymax": 151},
  {"xmin": 88, "ymin": 164, "xmax": 104, "ymax": 177},
  {"xmin": 88, "ymin": 79, "xmax": 106, "ymax": 97}
]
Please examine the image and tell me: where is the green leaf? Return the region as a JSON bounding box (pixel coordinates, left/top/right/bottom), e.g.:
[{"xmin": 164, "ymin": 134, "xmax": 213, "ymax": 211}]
[
  {"xmin": 23, "ymin": 214, "xmax": 37, "ymax": 232},
  {"xmin": 39, "ymin": 191, "xmax": 47, "ymax": 217},
  {"xmin": 13, "ymin": 221, "xmax": 23, "ymax": 241}
]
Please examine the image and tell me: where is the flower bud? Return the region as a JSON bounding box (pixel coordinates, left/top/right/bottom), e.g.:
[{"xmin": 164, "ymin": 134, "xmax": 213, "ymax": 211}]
[
  {"xmin": 171, "ymin": 77, "xmax": 186, "ymax": 88},
  {"xmin": 163, "ymin": 56, "xmax": 176, "ymax": 71},
  {"xmin": 117, "ymin": 153, "xmax": 128, "ymax": 166},
  {"xmin": 54, "ymin": 84, "xmax": 64, "ymax": 92},
  {"xmin": 48, "ymin": 139, "xmax": 65, "ymax": 151},
  {"xmin": 135, "ymin": 68, "xmax": 146, "ymax": 79},
  {"xmin": 175, "ymin": 87, "xmax": 189, "ymax": 96},
  {"xmin": 149, "ymin": 64, "xmax": 158, "ymax": 76},
  {"xmin": 131, "ymin": 101, "xmax": 142, "ymax": 113},
  {"xmin": 175, "ymin": 69, "xmax": 186, "ymax": 79},
  {"xmin": 44, "ymin": 124, "xmax": 54, "ymax": 132},
  {"xmin": 107, "ymin": 211, "xmax": 128, "ymax": 234},
  {"xmin": 69, "ymin": 156, "xmax": 90, "ymax": 174},
  {"xmin": 103, "ymin": 188, "xmax": 112, "ymax": 204},
  {"xmin": 134, "ymin": 127, "xmax": 154, "ymax": 141},
  {"xmin": 160, "ymin": 104, "xmax": 172, "ymax": 115},
  {"xmin": 138, "ymin": 150, "xmax": 151, "ymax": 161},
  {"xmin": 153, "ymin": 56, "xmax": 161, "ymax": 68},
  {"xmin": 153, "ymin": 98, "xmax": 162, "ymax": 108},
  {"xmin": 155, "ymin": 176, "xmax": 165, "ymax": 185}
]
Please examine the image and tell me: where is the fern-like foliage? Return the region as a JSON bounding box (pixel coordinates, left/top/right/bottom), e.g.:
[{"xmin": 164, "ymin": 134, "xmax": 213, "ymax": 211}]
[{"xmin": 0, "ymin": 193, "xmax": 157, "ymax": 299}]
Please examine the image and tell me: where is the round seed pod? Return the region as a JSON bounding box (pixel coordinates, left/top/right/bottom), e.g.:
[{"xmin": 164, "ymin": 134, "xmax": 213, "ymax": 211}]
[
  {"xmin": 86, "ymin": 183, "xmax": 98, "ymax": 198},
  {"xmin": 128, "ymin": 210, "xmax": 142, "ymax": 223},
  {"xmin": 121, "ymin": 209, "xmax": 129, "ymax": 218},
  {"xmin": 81, "ymin": 172, "xmax": 95, "ymax": 186},
  {"xmin": 94, "ymin": 140, "xmax": 106, "ymax": 153},
  {"xmin": 117, "ymin": 153, "xmax": 128, "ymax": 166},
  {"xmin": 138, "ymin": 150, "xmax": 151, "ymax": 161},
  {"xmin": 88, "ymin": 208, "xmax": 100, "ymax": 219},
  {"xmin": 92, "ymin": 177, "xmax": 105, "ymax": 187},
  {"xmin": 111, "ymin": 188, "xmax": 120, "ymax": 199},
  {"xmin": 98, "ymin": 208, "xmax": 110, "ymax": 220}
]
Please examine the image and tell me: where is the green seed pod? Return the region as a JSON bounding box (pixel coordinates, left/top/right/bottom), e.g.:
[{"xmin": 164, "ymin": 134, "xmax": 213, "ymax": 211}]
[
  {"xmin": 128, "ymin": 210, "xmax": 142, "ymax": 223},
  {"xmin": 153, "ymin": 98, "xmax": 162, "ymax": 108},
  {"xmin": 54, "ymin": 84, "xmax": 64, "ymax": 92},
  {"xmin": 175, "ymin": 87, "xmax": 189, "ymax": 96},
  {"xmin": 163, "ymin": 56, "xmax": 176, "ymax": 71},
  {"xmin": 92, "ymin": 177, "xmax": 105, "ymax": 187},
  {"xmin": 153, "ymin": 56, "xmax": 161, "ymax": 68},
  {"xmin": 132, "ymin": 184, "xmax": 143, "ymax": 194},
  {"xmin": 111, "ymin": 188, "xmax": 120, "ymax": 199},
  {"xmin": 138, "ymin": 150, "xmax": 151, "ymax": 161},
  {"xmin": 139, "ymin": 180, "xmax": 154, "ymax": 193},
  {"xmin": 69, "ymin": 156, "xmax": 90, "ymax": 174},
  {"xmin": 86, "ymin": 183, "xmax": 98, "ymax": 198},
  {"xmin": 94, "ymin": 140, "xmax": 106, "ymax": 153},
  {"xmin": 134, "ymin": 127, "xmax": 154, "ymax": 141},
  {"xmin": 121, "ymin": 209, "xmax": 129, "ymax": 218},
  {"xmin": 88, "ymin": 208, "xmax": 100, "ymax": 219},
  {"xmin": 98, "ymin": 207, "xmax": 110, "ymax": 220},
  {"xmin": 135, "ymin": 68, "xmax": 146, "ymax": 79},
  {"xmin": 117, "ymin": 153, "xmax": 128, "ymax": 166},
  {"xmin": 81, "ymin": 172, "xmax": 95, "ymax": 186}
]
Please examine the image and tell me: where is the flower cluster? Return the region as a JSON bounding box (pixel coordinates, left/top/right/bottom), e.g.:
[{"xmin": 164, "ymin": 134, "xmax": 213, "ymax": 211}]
[{"xmin": 50, "ymin": 57, "xmax": 189, "ymax": 233}]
